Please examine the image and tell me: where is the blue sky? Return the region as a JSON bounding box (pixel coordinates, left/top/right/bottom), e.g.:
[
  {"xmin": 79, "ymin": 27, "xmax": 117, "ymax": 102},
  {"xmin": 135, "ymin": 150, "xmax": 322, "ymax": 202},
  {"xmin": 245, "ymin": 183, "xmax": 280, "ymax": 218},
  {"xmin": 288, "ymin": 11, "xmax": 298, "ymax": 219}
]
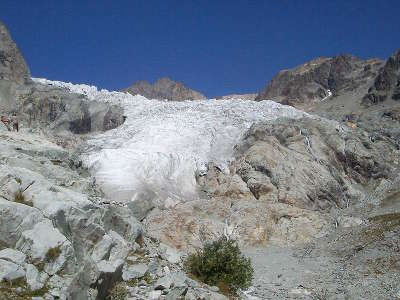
[{"xmin": 1, "ymin": 0, "xmax": 399, "ymax": 97}]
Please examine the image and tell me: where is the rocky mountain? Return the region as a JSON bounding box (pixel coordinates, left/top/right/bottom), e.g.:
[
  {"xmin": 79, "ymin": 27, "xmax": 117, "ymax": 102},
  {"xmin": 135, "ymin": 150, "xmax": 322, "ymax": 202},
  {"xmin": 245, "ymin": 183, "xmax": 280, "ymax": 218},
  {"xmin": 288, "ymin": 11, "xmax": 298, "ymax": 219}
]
[
  {"xmin": 215, "ymin": 93, "xmax": 257, "ymax": 101},
  {"xmin": 1, "ymin": 18, "xmax": 400, "ymax": 300},
  {"xmin": 0, "ymin": 20, "xmax": 30, "ymax": 85},
  {"xmin": 0, "ymin": 21, "xmax": 124, "ymax": 135},
  {"xmin": 255, "ymin": 54, "xmax": 383, "ymax": 109},
  {"xmin": 122, "ymin": 77, "xmax": 206, "ymax": 101},
  {"xmin": 363, "ymin": 49, "xmax": 400, "ymax": 106}
]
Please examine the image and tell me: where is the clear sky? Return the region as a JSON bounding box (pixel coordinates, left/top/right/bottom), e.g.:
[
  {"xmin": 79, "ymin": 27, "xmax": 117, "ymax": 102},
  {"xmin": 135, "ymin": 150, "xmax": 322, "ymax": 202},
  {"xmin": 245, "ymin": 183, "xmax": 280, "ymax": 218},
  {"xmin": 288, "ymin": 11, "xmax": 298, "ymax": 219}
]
[{"xmin": 1, "ymin": 0, "xmax": 399, "ymax": 97}]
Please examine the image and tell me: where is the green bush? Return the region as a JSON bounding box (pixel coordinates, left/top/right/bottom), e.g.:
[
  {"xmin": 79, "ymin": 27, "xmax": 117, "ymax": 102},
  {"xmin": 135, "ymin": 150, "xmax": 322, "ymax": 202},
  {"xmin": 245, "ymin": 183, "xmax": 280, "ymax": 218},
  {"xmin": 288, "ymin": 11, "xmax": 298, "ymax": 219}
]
[{"xmin": 185, "ymin": 238, "xmax": 254, "ymax": 295}]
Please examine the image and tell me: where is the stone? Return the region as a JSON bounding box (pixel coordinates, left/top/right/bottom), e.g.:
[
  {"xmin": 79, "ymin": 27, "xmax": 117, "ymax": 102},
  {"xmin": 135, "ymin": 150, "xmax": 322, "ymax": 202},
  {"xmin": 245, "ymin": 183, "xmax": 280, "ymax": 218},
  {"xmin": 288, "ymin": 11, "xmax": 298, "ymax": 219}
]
[
  {"xmin": 15, "ymin": 219, "xmax": 74, "ymax": 275},
  {"xmin": 0, "ymin": 248, "xmax": 26, "ymax": 265},
  {"xmin": 102, "ymin": 206, "xmax": 143, "ymax": 243},
  {"xmin": 0, "ymin": 259, "xmax": 25, "ymax": 282},
  {"xmin": 169, "ymin": 272, "xmax": 187, "ymax": 288},
  {"xmin": 122, "ymin": 263, "xmax": 148, "ymax": 281},
  {"xmin": 337, "ymin": 216, "xmax": 364, "ymax": 228},
  {"xmin": 154, "ymin": 275, "xmax": 172, "ymax": 290},
  {"xmin": 148, "ymin": 290, "xmax": 162, "ymax": 299},
  {"xmin": 0, "ymin": 198, "xmax": 43, "ymax": 246},
  {"xmin": 210, "ymin": 286, "xmax": 219, "ymax": 292},
  {"xmin": 127, "ymin": 192, "xmax": 156, "ymax": 221},
  {"xmin": 91, "ymin": 234, "xmax": 114, "ymax": 263},
  {"xmin": 108, "ymin": 230, "xmax": 129, "ymax": 262},
  {"xmin": 159, "ymin": 243, "xmax": 181, "ymax": 264},
  {"xmin": 163, "ymin": 266, "xmax": 170, "ymax": 275},
  {"xmin": 26, "ymin": 264, "xmax": 49, "ymax": 291},
  {"xmin": 97, "ymin": 259, "xmax": 124, "ymax": 274},
  {"xmin": 166, "ymin": 287, "xmax": 188, "ymax": 300},
  {"xmin": 16, "ymin": 219, "xmax": 68, "ymax": 260}
]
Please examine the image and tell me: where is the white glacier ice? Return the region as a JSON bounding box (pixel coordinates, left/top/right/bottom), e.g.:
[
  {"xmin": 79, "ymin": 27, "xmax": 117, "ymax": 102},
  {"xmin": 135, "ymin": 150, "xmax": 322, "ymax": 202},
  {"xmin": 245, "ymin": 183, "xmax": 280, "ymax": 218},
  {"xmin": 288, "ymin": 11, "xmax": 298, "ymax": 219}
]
[{"xmin": 33, "ymin": 78, "xmax": 308, "ymax": 203}]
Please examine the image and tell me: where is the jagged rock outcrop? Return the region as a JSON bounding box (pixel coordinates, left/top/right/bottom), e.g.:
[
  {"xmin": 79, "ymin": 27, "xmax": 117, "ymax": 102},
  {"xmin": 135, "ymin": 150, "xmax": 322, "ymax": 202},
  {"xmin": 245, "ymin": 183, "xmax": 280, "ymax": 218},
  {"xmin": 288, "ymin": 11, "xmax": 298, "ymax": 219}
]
[
  {"xmin": 215, "ymin": 93, "xmax": 257, "ymax": 101},
  {"xmin": 146, "ymin": 115, "xmax": 398, "ymax": 250},
  {"xmin": 0, "ymin": 20, "xmax": 30, "ymax": 85},
  {"xmin": 122, "ymin": 77, "xmax": 206, "ymax": 101},
  {"xmin": 17, "ymin": 81, "xmax": 125, "ymax": 135},
  {"xmin": 0, "ymin": 21, "xmax": 124, "ymax": 135},
  {"xmin": 363, "ymin": 49, "xmax": 400, "ymax": 106},
  {"xmin": 0, "ymin": 130, "xmax": 228, "ymax": 299},
  {"xmin": 255, "ymin": 55, "xmax": 383, "ymax": 109}
]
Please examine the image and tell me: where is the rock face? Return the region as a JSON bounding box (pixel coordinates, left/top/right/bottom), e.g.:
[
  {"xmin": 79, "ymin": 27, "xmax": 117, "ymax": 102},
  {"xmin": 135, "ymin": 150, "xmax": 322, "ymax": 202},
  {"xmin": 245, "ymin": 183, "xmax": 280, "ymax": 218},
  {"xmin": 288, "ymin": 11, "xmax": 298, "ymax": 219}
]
[
  {"xmin": 0, "ymin": 130, "xmax": 227, "ymax": 299},
  {"xmin": 0, "ymin": 20, "xmax": 30, "ymax": 85},
  {"xmin": 18, "ymin": 80, "xmax": 125, "ymax": 135},
  {"xmin": 363, "ymin": 49, "xmax": 400, "ymax": 106},
  {"xmin": 0, "ymin": 21, "xmax": 124, "ymax": 135},
  {"xmin": 255, "ymin": 55, "xmax": 383, "ymax": 109},
  {"xmin": 122, "ymin": 77, "xmax": 206, "ymax": 101},
  {"xmin": 215, "ymin": 93, "xmax": 257, "ymax": 101},
  {"xmin": 146, "ymin": 114, "xmax": 398, "ymax": 250}
]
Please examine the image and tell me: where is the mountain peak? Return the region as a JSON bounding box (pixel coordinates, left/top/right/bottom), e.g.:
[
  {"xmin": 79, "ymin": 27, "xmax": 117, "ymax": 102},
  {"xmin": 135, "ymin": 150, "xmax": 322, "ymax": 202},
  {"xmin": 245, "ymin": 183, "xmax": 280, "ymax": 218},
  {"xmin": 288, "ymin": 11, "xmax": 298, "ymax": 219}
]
[
  {"xmin": 0, "ymin": 20, "xmax": 30, "ymax": 84},
  {"xmin": 122, "ymin": 77, "xmax": 206, "ymax": 101}
]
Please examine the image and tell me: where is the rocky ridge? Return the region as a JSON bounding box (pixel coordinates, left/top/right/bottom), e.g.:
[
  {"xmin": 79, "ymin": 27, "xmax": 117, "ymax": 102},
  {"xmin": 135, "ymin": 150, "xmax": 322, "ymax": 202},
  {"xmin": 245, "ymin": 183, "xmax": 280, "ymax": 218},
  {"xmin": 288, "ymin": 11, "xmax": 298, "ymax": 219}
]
[
  {"xmin": 122, "ymin": 77, "xmax": 206, "ymax": 101},
  {"xmin": 255, "ymin": 54, "xmax": 383, "ymax": 109},
  {"xmin": 363, "ymin": 49, "xmax": 400, "ymax": 106},
  {"xmin": 215, "ymin": 94, "xmax": 257, "ymax": 101},
  {"xmin": 0, "ymin": 20, "xmax": 30, "ymax": 85}
]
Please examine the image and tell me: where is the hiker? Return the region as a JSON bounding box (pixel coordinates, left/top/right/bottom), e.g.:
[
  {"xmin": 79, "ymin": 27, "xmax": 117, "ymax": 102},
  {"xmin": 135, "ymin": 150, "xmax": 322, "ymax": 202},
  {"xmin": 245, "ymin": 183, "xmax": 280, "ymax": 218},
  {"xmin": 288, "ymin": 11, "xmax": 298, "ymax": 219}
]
[
  {"xmin": 1, "ymin": 115, "xmax": 10, "ymax": 131},
  {"xmin": 11, "ymin": 113, "xmax": 19, "ymax": 132}
]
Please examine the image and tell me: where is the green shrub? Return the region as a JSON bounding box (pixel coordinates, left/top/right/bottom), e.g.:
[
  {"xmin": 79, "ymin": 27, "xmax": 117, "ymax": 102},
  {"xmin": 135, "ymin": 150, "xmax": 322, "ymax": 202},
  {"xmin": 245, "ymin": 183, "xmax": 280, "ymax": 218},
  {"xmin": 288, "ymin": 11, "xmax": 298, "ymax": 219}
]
[{"xmin": 185, "ymin": 238, "xmax": 254, "ymax": 295}]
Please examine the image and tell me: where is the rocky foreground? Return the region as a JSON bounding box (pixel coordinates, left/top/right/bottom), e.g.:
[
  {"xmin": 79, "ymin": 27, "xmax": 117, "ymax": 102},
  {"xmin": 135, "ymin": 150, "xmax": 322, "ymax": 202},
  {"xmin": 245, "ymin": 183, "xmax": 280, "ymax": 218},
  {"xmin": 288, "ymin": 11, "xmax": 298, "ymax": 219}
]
[{"xmin": 0, "ymin": 127, "xmax": 230, "ymax": 300}]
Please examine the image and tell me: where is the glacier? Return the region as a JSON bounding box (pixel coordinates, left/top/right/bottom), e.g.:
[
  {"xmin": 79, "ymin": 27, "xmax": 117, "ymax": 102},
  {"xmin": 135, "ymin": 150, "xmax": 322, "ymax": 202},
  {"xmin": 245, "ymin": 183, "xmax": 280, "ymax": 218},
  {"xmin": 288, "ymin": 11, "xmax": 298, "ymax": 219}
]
[{"xmin": 33, "ymin": 78, "xmax": 307, "ymax": 204}]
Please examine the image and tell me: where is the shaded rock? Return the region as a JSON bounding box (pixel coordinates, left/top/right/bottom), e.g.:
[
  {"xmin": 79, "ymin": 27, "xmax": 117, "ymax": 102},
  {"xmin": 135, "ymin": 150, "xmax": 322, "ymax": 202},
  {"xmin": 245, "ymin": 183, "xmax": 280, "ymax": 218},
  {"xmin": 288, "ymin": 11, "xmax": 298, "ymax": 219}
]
[
  {"xmin": 122, "ymin": 263, "xmax": 148, "ymax": 281},
  {"xmin": 154, "ymin": 275, "xmax": 172, "ymax": 290},
  {"xmin": 0, "ymin": 259, "xmax": 25, "ymax": 282},
  {"xmin": 91, "ymin": 234, "xmax": 114, "ymax": 263},
  {"xmin": 102, "ymin": 205, "xmax": 143, "ymax": 243},
  {"xmin": 16, "ymin": 219, "xmax": 75, "ymax": 275},
  {"xmin": 166, "ymin": 287, "xmax": 188, "ymax": 300},
  {"xmin": 256, "ymin": 55, "xmax": 382, "ymax": 109},
  {"xmin": 26, "ymin": 264, "xmax": 49, "ymax": 291},
  {"xmin": 0, "ymin": 20, "xmax": 30, "ymax": 85},
  {"xmin": 127, "ymin": 191, "xmax": 156, "ymax": 221},
  {"xmin": 159, "ymin": 243, "xmax": 181, "ymax": 264},
  {"xmin": 18, "ymin": 81, "xmax": 125, "ymax": 134},
  {"xmin": 0, "ymin": 248, "xmax": 26, "ymax": 265},
  {"xmin": 0, "ymin": 198, "xmax": 43, "ymax": 246},
  {"xmin": 363, "ymin": 49, "xmax": 400, "ymax": 106}
]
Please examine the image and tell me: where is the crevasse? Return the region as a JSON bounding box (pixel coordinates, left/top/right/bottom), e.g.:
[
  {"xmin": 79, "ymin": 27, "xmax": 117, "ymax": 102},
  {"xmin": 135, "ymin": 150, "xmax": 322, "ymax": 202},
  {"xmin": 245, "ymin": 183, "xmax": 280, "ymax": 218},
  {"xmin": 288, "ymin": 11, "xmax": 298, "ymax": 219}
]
[{"xmin": 33, "ymin": 78, "xmax": 306, "ymax": 204}]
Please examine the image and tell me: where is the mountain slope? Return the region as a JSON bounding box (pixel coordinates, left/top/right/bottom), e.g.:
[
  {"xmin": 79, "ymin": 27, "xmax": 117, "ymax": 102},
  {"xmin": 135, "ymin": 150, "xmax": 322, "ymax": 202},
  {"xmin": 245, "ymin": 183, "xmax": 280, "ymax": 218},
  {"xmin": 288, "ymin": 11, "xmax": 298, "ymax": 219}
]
[
  {"xmin": 0, "ymin": 20, "xmax": 30, "ymax": 84},
  {"xmin": 255, "ymin": 55, "xmax": 383, "ymax": 109},
  {"xmin": 122, "ymin": 77, "xmax": 206, "ymax": 101}
]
